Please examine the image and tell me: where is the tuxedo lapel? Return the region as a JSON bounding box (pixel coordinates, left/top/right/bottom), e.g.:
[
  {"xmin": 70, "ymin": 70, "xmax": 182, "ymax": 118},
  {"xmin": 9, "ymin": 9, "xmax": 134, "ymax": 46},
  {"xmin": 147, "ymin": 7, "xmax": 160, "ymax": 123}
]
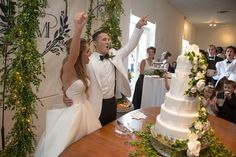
[{"xmin": 89, "ymin": 54, "xmax": 103, "ymax": 88}]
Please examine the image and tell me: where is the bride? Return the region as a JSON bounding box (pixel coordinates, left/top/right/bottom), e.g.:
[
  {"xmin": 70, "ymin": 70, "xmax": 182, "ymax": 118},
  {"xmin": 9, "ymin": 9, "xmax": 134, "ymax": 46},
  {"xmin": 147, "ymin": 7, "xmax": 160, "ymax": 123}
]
[{"xmin": 34, "ymin": 12, "xmax": 101, "ymax": 157}]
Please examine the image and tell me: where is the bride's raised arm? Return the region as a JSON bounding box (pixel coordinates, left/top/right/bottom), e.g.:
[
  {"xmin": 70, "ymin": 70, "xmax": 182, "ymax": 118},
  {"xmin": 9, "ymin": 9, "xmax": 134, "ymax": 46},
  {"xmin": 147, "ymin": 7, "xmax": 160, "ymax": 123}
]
[{"xmin": 63, "ymin": 12, "xmax": 88, "ymax": 75}]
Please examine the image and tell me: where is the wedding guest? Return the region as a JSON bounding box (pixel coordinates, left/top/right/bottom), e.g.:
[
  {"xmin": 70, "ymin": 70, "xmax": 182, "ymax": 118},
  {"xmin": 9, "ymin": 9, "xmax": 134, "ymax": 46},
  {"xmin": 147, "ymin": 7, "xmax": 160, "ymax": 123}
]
[
  {"xmin": 205, "ymin": 44, "xmax": 223, "ymax": 85},
  {"xmin": 225, "ymin": 46, "xmax": 236, "ymax": 82},
  {"xmin": 216, "ymin": 46, "xmax": 225, "ymax": 59},
  {"xmin": 64, "ymin": 15, "xmax": 148, "ymax": 126},
  {"xmin": 160, "ymin": 51, "xmax": 174, "ymax": 73},
  {"xmin": 217, "ymin": 80, "xmax": 236, "ymax": 124},
  {"xmin": 35, "ymin": 12, "xmax": 101, "ymax": 157},
  {"xmin": 132, "ymin": 46, "xmax": 156, "ymax": 109},
  {"xmin": 215, "ymin": 76, "xmax": 228, "ymax": 95},
  {"xmin": 214, "ymin": 45, "xmax": 235, "ymax": 85},
  {"xmin": 203, "ymin": 85, "xmax": 218, "ymax": 115}
]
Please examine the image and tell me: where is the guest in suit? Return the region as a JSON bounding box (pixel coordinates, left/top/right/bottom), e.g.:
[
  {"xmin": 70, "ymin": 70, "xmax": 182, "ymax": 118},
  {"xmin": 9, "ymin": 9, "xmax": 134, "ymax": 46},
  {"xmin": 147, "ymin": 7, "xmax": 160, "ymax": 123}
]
[
  {"xmin": 217, "ymin": 80, "xmax": 236, "ymax": 124},
  {"xmin": 216, "ymin": 46, "xmax": 225, "ymax": 59},
  {"xmin": 132, "ymin": 46, "xmax": 156, "ymax": 110},
  {"xmin": 64, "ymin": 15, "xmax": 148, "ymax": 126},
  {"xmin": 225, "ymin": 46, "xmax": 236, "ymax": 82},
  {"xmin": 206, "ymin": 44, "xmax": 223, "ymax": 85},
  {"xmin": 214, "ymin": 45, "xmax": 235, "ymax": 85}
]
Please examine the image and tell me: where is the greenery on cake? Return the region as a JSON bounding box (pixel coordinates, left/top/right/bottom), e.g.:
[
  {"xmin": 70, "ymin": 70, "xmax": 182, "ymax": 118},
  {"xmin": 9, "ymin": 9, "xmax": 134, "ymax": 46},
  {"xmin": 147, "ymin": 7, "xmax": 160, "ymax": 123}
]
[
  {"xmin": 126, "ymin": 125, "xmax": 234, "ymax": 157},
  {"xmin": 126, "ymin": 44, "xmax": 234, "ymax": 157},
  {"xmin": 184, "ymin": 44, "xmax": 208, "ymax": 98}
]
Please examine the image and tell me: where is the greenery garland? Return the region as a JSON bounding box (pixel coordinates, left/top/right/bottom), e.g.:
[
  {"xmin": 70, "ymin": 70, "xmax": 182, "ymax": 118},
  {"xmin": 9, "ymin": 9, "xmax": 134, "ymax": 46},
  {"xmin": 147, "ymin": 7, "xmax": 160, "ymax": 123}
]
[
  {"xmin": 0, "ymin": 0, "xmax": 47, "ymax": 156},
  {"xmin": 85, "ymin": 0, "xmax": 124, "ymax": 49},
  {"xmin": 126, "ymin": 125, "xmax": 234, "ymax": 157}
]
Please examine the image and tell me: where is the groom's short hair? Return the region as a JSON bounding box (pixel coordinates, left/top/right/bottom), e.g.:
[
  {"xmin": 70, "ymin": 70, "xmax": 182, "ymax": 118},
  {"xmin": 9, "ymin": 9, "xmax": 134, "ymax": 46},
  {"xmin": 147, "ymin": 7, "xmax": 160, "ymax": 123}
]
[{"xmin": 92, "ymin": 30, "xmax": 108, "ymax": 41}]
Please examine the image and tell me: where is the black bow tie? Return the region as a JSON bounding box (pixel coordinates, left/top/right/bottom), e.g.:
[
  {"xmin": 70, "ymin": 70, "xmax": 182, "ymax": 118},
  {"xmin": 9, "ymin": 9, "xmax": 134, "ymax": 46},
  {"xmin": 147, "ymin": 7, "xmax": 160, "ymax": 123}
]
[
  {"xmin": 226, "ymin": 60, "xmax": 232, "ymax": 64},
  {"xmin": 208, "ymin": 56, "xmax": 214, "ymax": 59},
  {"xmin": 100, "ymin": 54, "xmax": 110, "ymax": 61}
]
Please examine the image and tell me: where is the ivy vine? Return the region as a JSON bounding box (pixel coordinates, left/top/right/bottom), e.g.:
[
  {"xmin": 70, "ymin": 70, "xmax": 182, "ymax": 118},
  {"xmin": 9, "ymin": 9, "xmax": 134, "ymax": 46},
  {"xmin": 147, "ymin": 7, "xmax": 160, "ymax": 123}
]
[
  {"xmin": 0, "ymin": 0, "xmax": 47, "ymax": 156},
  {"xmin": 85, "ymin": 0, "xmax": 124, "ymax": 49}
]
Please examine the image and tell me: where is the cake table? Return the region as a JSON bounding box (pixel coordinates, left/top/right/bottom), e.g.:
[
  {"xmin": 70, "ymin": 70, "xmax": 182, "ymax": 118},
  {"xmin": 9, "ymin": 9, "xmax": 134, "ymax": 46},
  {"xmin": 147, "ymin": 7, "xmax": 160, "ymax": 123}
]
[{"xmin": 59, "ymin": 107, "xmax": 236, "ymax": 157}]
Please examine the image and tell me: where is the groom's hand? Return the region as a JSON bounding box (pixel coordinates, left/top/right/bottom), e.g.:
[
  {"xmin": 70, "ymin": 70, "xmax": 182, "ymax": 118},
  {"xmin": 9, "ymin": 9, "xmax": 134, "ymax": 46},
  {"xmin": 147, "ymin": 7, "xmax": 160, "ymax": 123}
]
[
  {"xmin": 136, "ymin": 15, "xmax": 148, "ymax": 29},
  {"xmin": 62, "ymin": 88, "xmax": 73, "ymax": 106}
]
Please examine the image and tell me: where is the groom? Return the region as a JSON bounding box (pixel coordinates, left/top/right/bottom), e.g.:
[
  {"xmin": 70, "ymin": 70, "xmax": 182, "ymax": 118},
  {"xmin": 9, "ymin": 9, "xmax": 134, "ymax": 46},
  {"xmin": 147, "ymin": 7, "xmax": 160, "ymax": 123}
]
[
  {"xmin": 87, "ymin": 16, "xmax": 147, "ymax": 126},
  {"xmin": 65, "ymin": 15, "xmax": 147, "ymax": 126}
]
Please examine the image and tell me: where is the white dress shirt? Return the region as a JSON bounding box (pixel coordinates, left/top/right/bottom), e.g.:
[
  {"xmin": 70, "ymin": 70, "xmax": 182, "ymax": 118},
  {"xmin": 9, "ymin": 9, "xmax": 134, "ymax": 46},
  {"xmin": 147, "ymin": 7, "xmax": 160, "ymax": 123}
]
[
  {"xmin": 214, "ymin": 59, "xmax": 232, "ymax": 81},
  {"xmin": 93, "ymin": 52, "xmax": 115, "ymax": 99}
]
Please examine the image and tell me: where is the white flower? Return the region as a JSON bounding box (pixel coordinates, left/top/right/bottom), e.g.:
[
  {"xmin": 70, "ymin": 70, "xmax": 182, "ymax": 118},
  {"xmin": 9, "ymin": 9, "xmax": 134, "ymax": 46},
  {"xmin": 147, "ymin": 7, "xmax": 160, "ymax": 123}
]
[
  {"xmin": 194, "ymin": 121, "xmax": 203, "ymax": 130},
  {"xmin": 187, "ymin": 140, "xmax": 201, "ymax": 157},
  {"xmin": 188, "ymin": 133, "xmax": 198, "ymax": 141},
  {"xmin": 185, "ymin": 44, "xmax": 200, "ymax": 55},
  {"xmin": 200, "ymin": 107, "xmax": 206, "ymax": 112},
  {"xmin": 196, "ymin": 72, "xmax": 205, "ymax": 80},
  {"xmin": 191, "ymin": 87, "xmax": 197, "ymax": 93},
  {"xmin": 196, "ymin": 80, "xmax": 205, "ymax": 91}
]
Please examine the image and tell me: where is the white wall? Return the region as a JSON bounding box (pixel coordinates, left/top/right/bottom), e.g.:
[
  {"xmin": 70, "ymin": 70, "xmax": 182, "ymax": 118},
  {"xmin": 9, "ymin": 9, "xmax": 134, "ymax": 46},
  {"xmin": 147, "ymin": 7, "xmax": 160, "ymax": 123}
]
[
  {"xmin": 195, "ymin": 24, "xmax": 236, "ymax": 50},
  {"xmin": 126, "ymin": 0, "xmax": 185, "ymax": 60}
]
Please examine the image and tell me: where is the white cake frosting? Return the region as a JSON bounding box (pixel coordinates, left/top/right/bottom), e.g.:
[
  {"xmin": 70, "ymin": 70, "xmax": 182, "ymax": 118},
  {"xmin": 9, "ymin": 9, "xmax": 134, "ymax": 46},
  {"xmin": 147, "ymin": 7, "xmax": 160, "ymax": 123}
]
[{"xmin": 152, "ymin": 54, "xmax": 200, "ymax": 140}]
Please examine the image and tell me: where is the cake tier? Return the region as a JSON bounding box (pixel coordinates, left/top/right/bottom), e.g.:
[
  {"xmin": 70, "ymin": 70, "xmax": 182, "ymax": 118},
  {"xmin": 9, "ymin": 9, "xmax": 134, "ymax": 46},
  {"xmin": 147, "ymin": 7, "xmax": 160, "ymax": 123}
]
[
  {"xmin": 160, "ymin": 103, "xmax": 198, "ymax": 129},
  {"xmin": 169, "ymin": 55, "xmax": 192, "ymax": 98},
  {"xmin": 154, "ymin": 115, "xmax": 191, "ymax": 140},
  {"xmin": 164, "ymin": 92, "xmax": 200, "ymax": 114},
  {"xmin": 169, "ymin": 73, "xmax": 190, "ymax": 98},
  {"xmin": 175, "ymin": 55, "xmax": 192, "ymax": 73},
  {"xmin": 153, "ymin": 103, "xmax": 199, "ymax": 140}
]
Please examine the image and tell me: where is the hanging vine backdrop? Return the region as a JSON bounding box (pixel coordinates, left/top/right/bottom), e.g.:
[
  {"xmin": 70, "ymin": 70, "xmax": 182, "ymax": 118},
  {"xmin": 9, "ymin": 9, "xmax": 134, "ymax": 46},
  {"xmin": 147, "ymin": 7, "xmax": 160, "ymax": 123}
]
[
  {"xmin": 40, "ymin": 0, "xmax": 70, "ymax": 56},
  {"xmin": 85, "ymin": 0, "xmax": 124, "ymax": 49},
  {"xmin": 0, "ymin": 0, "xmax": 47, "ymax": 156},
  {"xmin": 0, "ymin": 0, "xmax": 124, "ymax": 156}
]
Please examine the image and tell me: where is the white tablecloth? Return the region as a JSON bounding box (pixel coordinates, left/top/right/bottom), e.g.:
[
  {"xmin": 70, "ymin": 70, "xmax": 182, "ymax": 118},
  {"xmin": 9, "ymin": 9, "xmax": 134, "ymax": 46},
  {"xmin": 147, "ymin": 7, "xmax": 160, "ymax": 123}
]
[{"xmin": 141, "ymin": 75, "xmax": 169, "ymax": 108}]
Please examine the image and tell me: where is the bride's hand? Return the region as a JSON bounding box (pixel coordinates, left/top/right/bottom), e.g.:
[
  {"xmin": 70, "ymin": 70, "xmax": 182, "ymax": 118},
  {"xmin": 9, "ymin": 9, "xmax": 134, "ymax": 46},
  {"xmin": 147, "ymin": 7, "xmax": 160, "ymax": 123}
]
[{"xmin": 74, "ymin": 12, "xmax": 88, "ymax": 29}]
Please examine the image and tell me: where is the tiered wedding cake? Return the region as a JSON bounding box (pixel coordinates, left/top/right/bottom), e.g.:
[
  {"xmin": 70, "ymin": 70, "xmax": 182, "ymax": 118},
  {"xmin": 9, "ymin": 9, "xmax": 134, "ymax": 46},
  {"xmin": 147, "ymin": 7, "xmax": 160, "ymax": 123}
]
[
  {"xmin": 151, "ymin": 44, "xmax": 208, "ymax": 157},
  {"xmin": 151, "ymin": 54, "xmax": 200, "ymax": 140}
]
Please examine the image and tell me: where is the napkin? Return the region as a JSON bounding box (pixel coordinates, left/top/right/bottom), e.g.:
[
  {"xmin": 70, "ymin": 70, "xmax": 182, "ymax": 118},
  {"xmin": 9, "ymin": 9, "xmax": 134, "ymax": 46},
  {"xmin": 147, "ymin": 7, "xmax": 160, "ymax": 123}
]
[{"xmin": 130, "ymin": 112, "xmax": 147, "ymax": 120}]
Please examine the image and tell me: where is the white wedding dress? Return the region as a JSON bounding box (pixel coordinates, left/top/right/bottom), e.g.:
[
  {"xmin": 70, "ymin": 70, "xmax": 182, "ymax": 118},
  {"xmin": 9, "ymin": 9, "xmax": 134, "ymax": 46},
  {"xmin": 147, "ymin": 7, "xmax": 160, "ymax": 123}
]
[{"xmin": 34, "ymin": 80, "xmax": 102, "ymax": 157}]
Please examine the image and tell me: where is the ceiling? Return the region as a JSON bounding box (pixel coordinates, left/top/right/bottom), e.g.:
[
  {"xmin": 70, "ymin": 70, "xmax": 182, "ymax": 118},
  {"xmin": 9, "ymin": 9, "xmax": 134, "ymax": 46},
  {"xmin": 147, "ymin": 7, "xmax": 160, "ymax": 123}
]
[{"xmin": 167, "ymin": 0, "xmax": 236, "ymax": 27}]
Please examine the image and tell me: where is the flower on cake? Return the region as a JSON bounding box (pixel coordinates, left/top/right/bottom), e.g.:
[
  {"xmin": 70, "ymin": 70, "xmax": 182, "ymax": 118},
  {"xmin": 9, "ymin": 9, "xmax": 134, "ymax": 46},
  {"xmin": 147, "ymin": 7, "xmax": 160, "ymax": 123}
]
[
  {"xmin": 196, "ymin": 80, "xmax": 205, "ymax": 91},
  {"xmin": 184, "ymin": 44, "xmax": 210, "ymax": 157},
  {"xmin": 184, "ymin": 44, "xmax": 207, "ymax": 97},
  {"xmin": 187, "ymin": 139, "xmax": 201, "ymax": 157}
]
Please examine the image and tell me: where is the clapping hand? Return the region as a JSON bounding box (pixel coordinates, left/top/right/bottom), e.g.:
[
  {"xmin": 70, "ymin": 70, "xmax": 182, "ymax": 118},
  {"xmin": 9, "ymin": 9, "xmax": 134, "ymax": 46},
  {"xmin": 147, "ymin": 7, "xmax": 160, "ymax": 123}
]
[
  {"xmin": 136, "ymin": 15, "xmax": 148, "ymax": 29},
  {"xmin": 224, "ymin": 91, "xmax": 231, "ymax": 99}
]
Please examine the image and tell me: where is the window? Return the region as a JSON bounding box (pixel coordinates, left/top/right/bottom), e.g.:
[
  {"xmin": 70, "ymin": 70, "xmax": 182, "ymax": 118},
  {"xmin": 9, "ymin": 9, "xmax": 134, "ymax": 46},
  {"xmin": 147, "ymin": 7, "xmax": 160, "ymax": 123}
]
[{"xmin": 128, "ymin": 13, "xmax": 156, "ymax": 97}]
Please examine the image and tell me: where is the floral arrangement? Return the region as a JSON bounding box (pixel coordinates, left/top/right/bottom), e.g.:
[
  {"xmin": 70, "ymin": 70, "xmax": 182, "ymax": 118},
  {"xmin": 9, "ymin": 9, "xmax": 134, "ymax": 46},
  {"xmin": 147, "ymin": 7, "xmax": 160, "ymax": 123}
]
[{"xmin": 184, "ymin": 44, "xmax": 208, "ymax": 98}]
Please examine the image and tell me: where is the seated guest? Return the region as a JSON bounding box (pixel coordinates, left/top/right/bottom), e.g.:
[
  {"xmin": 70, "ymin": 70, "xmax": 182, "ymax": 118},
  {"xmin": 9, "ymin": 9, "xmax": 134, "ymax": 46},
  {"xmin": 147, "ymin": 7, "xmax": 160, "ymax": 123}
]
[
  {"xmin": 203, "ymin": 85, "xmax": 218, "ymax": 116},
  {"xmin": 160, "ymin": 51, "xmax": 174, "ymax": 73},
  {"xmin": 205, "ymin": 44, "xmax": 223, "ymax": 85},
  {"xmin": 214, "ymin": 45, "xmax": 235, "ymax": 85},
  {"xmin": 217, "ymin": 80, "xmax": 236, "ymax": 124},
  {"xmin": 225, "ymin": 46, "xmax": 236, "ymax": 82},
  {"xmin": 215, "ymin": 76, "xmax": 228, "ymax": 95},
  {"xmin": 216, "ymin": 46, "xmax": 225, "ymax": 59},
  {"xmin": 132, "ymin": 47, "xmax": 156, "ymax": 109}
]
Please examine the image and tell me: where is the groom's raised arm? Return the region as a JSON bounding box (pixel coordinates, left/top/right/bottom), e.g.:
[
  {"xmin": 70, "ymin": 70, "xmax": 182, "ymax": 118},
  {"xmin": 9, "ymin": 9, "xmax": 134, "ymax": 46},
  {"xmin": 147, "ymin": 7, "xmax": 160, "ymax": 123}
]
[{"xmin": 117, "ymin": 15, "xmax": 148, "ymax": 58}]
